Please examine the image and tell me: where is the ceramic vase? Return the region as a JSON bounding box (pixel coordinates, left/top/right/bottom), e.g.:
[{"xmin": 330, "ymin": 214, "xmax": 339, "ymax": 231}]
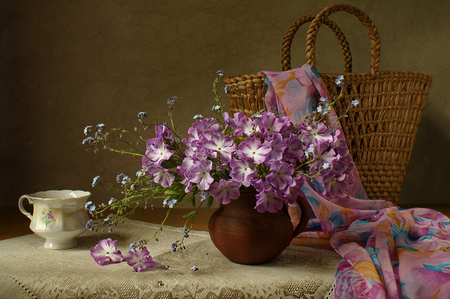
[{"xmin": 208, "ymin": 189, "xmax": 310, "ymax": 265}]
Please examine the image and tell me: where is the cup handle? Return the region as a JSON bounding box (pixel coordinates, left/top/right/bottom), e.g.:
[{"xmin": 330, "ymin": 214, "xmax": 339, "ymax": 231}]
[
  {"xmin": 291, "ymin": 195, "xmax": 311, "ymax": 239},
  {"xmin": 18, "ymin": 195, "xmax": 33, "ymax": 220}
]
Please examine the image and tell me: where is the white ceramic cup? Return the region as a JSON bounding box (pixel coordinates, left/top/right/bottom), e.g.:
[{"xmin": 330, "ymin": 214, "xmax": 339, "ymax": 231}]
[{"xmin": 18, "ymin": 190, "xmax": 91, "ymax": 249}]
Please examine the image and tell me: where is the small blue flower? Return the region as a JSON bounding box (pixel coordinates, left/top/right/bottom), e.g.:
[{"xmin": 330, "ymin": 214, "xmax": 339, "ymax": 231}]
[
  {"xmin": 322, "ymin": 162, "xmax": 331, "ymax": 169},
  {"xmin": 86, "ymin": 219, "xmax": 94, "ymax": 232},
  {"xmin": 82, "ymin": 136, "xmax": 95, "ymax": 145},
  {"xmin": 193, "ymin": 114, "xmax": 203, "ymax": 120},
  {"xmin": 224, "ymin": 86, "xmax": 228, "ymax": 94},
  {"xmin": 168, "ymin": 199, "xmax": 177, "ymax": 209},
  {"xmin": 96, "ymin": 123, "xmax": 105, "ymax": 133},
  {"xmin": 108, "ymin": 198, "xmax": 116, "ymax": 205},
  {"xmin": 137, "ymin": 112, "xmax": 147, "ymax": 119},
  {"xmin": 211, "ymin": 105, "xmax": 221, "ymax": 111},
  {"xmin": 116, "ymin": 173, "xmax": 130, "ymax": 185},
  {"xmin": 85, "ymin": 201, "xmax": 93, "ymax": 210},
  {"xmin": 335, "ymin": 75, "xmax": 344, "ymax": 87},
  {"xmin": 84, "ymin": 125, "xmax": 93, "ymax": 136},
  {"xmin": 191, "ymin": 266, "xmax": 198, "ymax": 271},
  {"xmin": 167, "ymin": 96, "xmax": 177, "ymax": 106},
  {"xmin": 216, "ymin": 70, "xmax": 224, "ymax": 78},
  {"xmin": 351, "ymin": 99, "xmax": 360, "ymax": 107},
  {"xmin": 157, "ymin": 280, "xmax": 164, "ymax": 286},
  {"xmin": 92, "ymin": 175, "xmax": 101, "ymax": 187}
]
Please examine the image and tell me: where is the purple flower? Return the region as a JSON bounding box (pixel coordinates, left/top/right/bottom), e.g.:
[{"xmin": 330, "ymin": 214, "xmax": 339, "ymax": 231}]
[
  {"xmin": 155, "ymin": 124, "xmax": 173, "ymax": 139},
  {"xmin": 301, "ymin": 122, "xmax": 333, "ymax": 146},
  {"xmin": 189, "ymin": 160, "xmax": 214, "ymax": 190},
  {"xmin": 188, "ymin": 118, "xmax": 217, "ymax": 135},
  {"xmin": 90, "ymin": 238, "xmax": 124, "ymax": 266},
  {"xmin": 265, "ymin": 133, "xmax": 287, "ymax": 163},
  {"xmin": 258, "ymin": 112, "xmax": 286, "ymax": 136},
  {"xmin": 309, "ymin": 142, "xmax": 340, "ymax": 174},
  {"xmin": 255, "ymin": 189, "xmax": 284, "ymax": 213},
  {"xmin": 283, "ymin": 134, "xmax": 304, "ymax": 163},
  {"xmin": 236, "ymin": 137, "xmax": 271, "ymax": 165},
  {"xmin": 209, "ymin": 180, "xmax": 241, "ymax": 205},
  {"xmin": 229, "ymin": 158, "xmax": 255, "ymax": 187},
  {"xmin": 126, "ymin": 246, "xmax": 154, "ymax": 272},
  {"xmin": 321, "ymin": 173, "xmax": 348, "ymax": 198},
  {"xmin": 266, "ymin": 161, "xmax": 294, "ymax": 190},
  {"xmin": 203, "ymin": 132, "xmax": 235, "ymax": 162},
  {"xmin": 223, "ymin": 112, "xmax": 246, "ymax": 129},
  {"xmin": 147, "ymin": 165, "xmax": 175, "ymax": 188},
  {"xmin": 234, "ymin": 116, "xmax": 255, "ymax": 137},
  {"xmin": 143, "ymin": 137, "xmax": 173, "ymax": 166},
  {"xmin": 284, "ymin": 177, "xmax": 305, "ymax": 204}
]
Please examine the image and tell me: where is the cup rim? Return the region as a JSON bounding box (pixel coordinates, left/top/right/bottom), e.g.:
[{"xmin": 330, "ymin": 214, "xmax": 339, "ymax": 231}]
[{"xmin": 28, "ymin": 190, "xmax": 91, "ymax": 200}]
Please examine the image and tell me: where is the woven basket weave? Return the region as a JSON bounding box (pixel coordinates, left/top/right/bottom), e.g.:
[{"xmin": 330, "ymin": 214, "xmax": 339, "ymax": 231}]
[{"xmin": 224, "ymin": 4, "xmax": 432, "ymax": 204}]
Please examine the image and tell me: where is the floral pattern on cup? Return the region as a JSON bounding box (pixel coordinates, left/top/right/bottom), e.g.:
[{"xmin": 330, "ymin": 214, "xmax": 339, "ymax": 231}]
[{"xmin": 41, "ymin": 208, "xmax": 55, "ymax": 229}]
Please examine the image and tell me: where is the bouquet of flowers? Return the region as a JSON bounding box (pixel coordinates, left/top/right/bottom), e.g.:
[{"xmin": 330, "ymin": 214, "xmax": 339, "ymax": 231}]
[{"xmin": 82, "ymin": 71, "xmax": 357, "ymax": 271}]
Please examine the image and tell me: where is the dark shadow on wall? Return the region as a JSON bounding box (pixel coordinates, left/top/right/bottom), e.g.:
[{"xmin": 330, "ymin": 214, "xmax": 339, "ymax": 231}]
[{"xmin": 399, "ymin": 111, "xmax": 450, "ymax": 207}]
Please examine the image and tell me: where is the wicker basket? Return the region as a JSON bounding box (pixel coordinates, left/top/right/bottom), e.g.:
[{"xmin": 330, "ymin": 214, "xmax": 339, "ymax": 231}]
[
  {"xmin": 225, "ymin": 14, "xmax": 352, "ymax": 117},
  {"xmin": 224, "ymin": 4, "xmax": 432, "ymax": 204}
]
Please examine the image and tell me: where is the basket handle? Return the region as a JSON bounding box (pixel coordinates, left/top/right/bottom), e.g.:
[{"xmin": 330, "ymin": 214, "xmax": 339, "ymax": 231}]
[
  {"xmin": 305, "ymin": 4, "xmax": 381, "ymax": 77},
  {"xmin": 282, "ymin": 15, "xmax": 352, "ymax": 72}
]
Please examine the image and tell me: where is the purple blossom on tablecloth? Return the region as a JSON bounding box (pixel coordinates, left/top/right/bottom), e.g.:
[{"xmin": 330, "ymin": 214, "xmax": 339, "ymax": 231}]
[
  {"xmin": 126, "ymin": 246, "xmax": 154, "ymax": 272},
  {"xmin": 90, "ymin": 238, "xmax": 123, "ymax": 266}
]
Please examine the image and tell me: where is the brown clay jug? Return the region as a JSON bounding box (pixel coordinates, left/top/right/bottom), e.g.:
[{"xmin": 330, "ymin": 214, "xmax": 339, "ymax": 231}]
[{"xmin": 208, "ymin": 189, "xmax": 310, "ymax": 265}]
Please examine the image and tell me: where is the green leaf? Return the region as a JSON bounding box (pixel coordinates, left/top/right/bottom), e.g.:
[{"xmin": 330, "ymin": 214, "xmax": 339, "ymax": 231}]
[
  {"xmin": 206, "ymin": 195, "xmax": 214, "ymax": 210},
  {"xmin": 183, "ymin": 210, "xmax": 197, "ymax": 219}
]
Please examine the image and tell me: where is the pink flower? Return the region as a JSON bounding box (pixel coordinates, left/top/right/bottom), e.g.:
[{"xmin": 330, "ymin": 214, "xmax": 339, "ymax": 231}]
[
  {"xmin": 147, "ymin": 165, "xmax": 175, "ymax": 188},
  {"xmin": 203, "ymin": 132, "xmax": 235, "ymax": 162},
  {"xmin": 266, "ymin": 161, "xmax": 294, "ymax": 190},
  {"xmin": 155, "ymin": 124, "xmax": 173, "ymax": 140},
  {"xmin": 236, "ymin": 137, "xmax": 271, "ymax": 165},
  {"xmin": 90, "ymin": 238, "xmax": 123, "ymax": 266},
  {"xmin": 189, "ymin": 160, "xmax": 214, "ymax": 190},
  {"xmin": 301, "ymin": 122, "xmax": 333, "ymax": 146},
  {"xmin": 255, "ymin": 188, "xmax": 284, "ymax": 213},
  {"xmin": 209, "ymin": 179, "xmax": 241, "ymax": 205},
  {"xmin": 143, "ymin": 137, "xmax": 173, "ymax": 166},
  {"xmin": 230, "ymin": 158, "xmax": 255, "ymax": 187},
  {"xmin": 126, "ymin": 246, "xmax": 154, "ymax": 272},
  {"xmin": 258, "ymin": 112, "xmax": 287, "ymax": 135}
]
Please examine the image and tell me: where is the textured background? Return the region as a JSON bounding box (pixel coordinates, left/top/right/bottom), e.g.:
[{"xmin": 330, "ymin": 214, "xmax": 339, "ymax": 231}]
[{"xmin": 1, "ymin": 0, "xmax": 449, "ymax": 207}]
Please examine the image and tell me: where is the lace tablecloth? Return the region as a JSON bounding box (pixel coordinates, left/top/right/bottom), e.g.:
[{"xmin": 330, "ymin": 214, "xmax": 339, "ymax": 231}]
[{"xmin": 0, "ymin": 219, "xmax": 340, "ymax": 298}]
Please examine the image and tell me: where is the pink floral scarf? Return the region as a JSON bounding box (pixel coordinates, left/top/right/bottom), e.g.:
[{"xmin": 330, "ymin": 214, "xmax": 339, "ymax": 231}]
[{"xmin": 262, "ymin": 64, "xmax": 450, "ymax": 298}]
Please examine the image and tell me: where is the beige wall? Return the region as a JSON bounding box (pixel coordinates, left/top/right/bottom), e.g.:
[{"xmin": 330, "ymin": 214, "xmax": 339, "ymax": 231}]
[{"xmin": 1, "ymin": 0, "xmax": 449, "ymax": 207}]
